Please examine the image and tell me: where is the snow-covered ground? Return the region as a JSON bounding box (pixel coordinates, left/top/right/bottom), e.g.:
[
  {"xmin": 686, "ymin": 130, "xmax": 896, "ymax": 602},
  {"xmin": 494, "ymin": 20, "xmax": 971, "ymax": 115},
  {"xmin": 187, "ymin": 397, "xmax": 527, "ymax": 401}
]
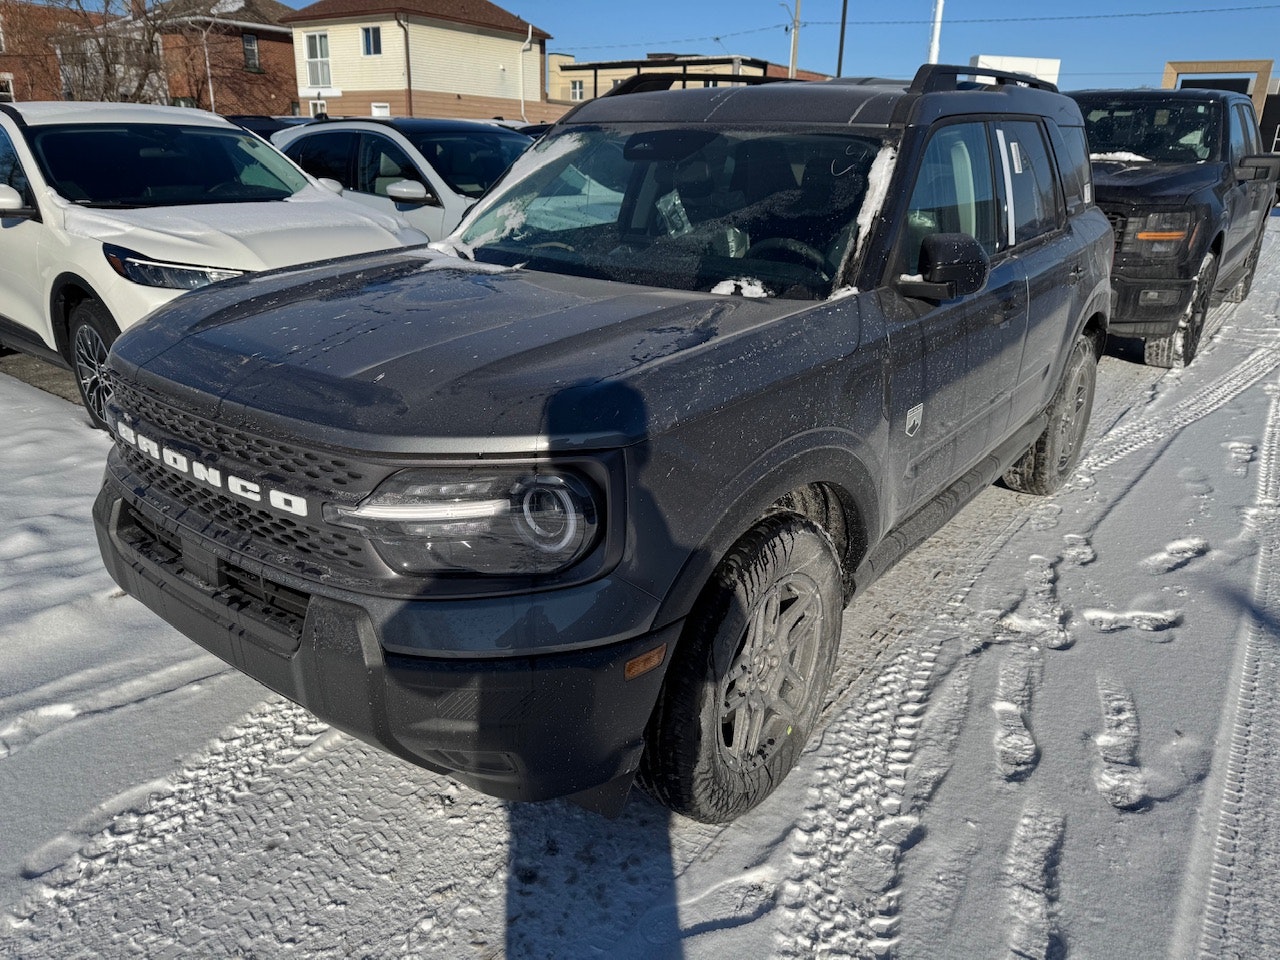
[{"xmin": 3, "ymin": 224, "xmax": 1280, "ymax": 958}]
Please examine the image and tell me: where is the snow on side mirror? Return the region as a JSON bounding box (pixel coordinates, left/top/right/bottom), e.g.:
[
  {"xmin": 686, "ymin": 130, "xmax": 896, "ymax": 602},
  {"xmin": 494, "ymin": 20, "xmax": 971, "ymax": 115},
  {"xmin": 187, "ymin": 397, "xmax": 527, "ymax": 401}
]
[{"xmin": 317, "ymin": 177, "xmax": 345, "ymax": 195}]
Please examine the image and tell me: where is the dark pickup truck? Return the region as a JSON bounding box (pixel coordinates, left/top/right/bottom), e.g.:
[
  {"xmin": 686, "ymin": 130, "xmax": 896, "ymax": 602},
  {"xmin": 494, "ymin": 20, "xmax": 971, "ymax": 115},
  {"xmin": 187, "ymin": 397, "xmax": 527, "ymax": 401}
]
[
  {"xmin": 95, "ymin": 66, "xmax": 1111, "ymax": 823},
  {"xmin": 1069, "ymin": 88, "xmax": 1278, "ymax": 367}
]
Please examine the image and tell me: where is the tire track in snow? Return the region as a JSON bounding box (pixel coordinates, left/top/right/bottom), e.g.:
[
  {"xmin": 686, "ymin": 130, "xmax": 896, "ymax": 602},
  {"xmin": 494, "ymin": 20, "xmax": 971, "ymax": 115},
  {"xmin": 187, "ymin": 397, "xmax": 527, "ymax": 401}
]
[
  {"xmin": 774, "ymin": 232, "xmax": 1280, "ymax": 956},
  {"xmin": 1184, "ymin": 375, "xmax": 1280, "ymax": 959}
]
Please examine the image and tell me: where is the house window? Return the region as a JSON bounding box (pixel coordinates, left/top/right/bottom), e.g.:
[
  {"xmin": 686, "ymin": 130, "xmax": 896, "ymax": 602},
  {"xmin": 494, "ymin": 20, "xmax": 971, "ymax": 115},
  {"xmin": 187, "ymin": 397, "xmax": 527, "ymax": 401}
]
[
  {"xmin": 242, "ymin": 34, "xmax": 260, "ymax": 71},
  {"xmin": 0, "ymin": 18, "xmax": 6, "ymax": 54},
  {"xmin": 0, "ymin": 78, "xmax": 13, "ymax": 104},
  {"xmin": 570, "ymin": 79, "xmax": 584, "ymax": 101},
  {"xmin": 371, "ymin": 102, "xmax": 390, "ymax": 117},
  {"xmin": 362, "ymin": 26, "xmax": 381, "ymax": 56},
  {"xmin": 703, "ymin": 79, "xmax": 719, "ymax": 88},
  {"xmin": 309, "ymin": 99, "xmax": 327, "ymax": 117},
  {"xmin": 306, "ymin": 33, "xmax": 331, "ymax": 87}
]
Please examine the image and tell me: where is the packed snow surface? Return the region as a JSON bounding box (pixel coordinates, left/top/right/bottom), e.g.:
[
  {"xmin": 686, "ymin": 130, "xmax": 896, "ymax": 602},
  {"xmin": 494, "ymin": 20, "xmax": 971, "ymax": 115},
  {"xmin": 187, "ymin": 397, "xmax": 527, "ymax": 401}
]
[{"xmin": 3, "ymin": 224, "xmax": 1280, "ymax": 958}]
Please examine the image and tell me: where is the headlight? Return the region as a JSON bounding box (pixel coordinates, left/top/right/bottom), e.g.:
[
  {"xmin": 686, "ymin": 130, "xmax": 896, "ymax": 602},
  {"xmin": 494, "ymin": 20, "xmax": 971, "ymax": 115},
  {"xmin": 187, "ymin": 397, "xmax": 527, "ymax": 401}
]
[
  {"xmin": 1119, "ymin": 210, "xmax": 1193, "ymax": 257},
  {"xmin": 325, "ymin": 467, "xmax": 603, "ymax": 577},
  {"xmin": 103, "ymin": 244, "xmax": 244, "ymax": 290}
]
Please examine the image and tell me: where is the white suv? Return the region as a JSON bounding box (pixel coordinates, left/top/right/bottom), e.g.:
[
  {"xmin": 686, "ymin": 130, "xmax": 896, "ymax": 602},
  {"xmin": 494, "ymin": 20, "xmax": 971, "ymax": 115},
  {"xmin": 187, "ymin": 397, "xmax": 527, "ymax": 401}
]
[
  {"xmin": 273, "ymin": 118, "xmax": 530, "ymax": 240},
  {"xmin": 0, "ymin": 102, "xmax": 427, "ymax": 427}
]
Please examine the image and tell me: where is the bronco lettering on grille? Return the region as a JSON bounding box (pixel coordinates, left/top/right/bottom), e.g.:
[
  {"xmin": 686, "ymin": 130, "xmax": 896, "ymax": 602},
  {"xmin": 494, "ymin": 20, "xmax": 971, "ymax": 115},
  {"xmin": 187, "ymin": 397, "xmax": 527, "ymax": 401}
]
[{"xmin": 113, "ymin": 417, "xmax": 309, "ymax": 518}]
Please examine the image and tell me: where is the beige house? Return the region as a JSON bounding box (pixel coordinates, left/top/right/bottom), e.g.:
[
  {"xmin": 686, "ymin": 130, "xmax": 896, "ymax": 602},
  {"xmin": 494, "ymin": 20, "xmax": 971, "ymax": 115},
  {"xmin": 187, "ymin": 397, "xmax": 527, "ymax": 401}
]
[
  {"xmin": 281, "ymin": 0, "xmax": 564, "ymax": 121},
  {"xmin": 552, "ymin": 53, "xmax": 830, "ymax": 104}
]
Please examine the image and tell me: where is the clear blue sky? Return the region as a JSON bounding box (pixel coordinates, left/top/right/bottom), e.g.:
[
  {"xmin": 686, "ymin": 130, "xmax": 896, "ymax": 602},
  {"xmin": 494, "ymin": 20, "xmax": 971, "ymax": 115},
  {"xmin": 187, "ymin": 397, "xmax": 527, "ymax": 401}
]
[{"xmin": 499, "ymin": 0, "xmax": 1280, "ymax": 90}]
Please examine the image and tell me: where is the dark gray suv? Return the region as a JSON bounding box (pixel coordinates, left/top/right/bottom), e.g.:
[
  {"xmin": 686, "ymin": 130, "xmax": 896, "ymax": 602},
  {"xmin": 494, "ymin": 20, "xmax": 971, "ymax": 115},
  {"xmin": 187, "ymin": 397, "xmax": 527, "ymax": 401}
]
[{"xmin": 94, "ymin": 65, "xmax": 1112, "ymax": 822}]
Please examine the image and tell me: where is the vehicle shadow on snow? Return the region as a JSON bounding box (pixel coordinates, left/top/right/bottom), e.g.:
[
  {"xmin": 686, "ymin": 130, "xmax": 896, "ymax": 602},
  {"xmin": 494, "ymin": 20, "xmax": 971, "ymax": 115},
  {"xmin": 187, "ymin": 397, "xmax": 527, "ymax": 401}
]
[{"xmin": 501, "ymin": 379, "xmax": 691, "ymax": 958}]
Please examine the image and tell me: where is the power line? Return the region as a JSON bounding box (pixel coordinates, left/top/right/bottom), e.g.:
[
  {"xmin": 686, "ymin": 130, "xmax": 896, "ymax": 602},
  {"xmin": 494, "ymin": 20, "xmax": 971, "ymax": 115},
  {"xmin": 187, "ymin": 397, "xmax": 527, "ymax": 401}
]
[{"xmin": 564, "ymin": 4, "xmax": 1280, "ymax": 51}]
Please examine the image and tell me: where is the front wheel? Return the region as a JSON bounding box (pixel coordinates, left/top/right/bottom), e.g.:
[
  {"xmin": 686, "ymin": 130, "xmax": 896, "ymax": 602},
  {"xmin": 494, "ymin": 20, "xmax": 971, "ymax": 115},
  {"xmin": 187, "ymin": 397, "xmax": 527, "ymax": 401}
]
[
  {"xmin": 639, "ymin": 513, "xmax": 843, "ymax": 823},
  {"xmin": 1144, "ymin": 252, "xmax": 1217, "ymax": 368},
  {"xmin": 68, "ymin": 298, "xmax": 120, "ymax": 430},
  {"xmin": 1004, "ymin": 332, "xmax": 1098, "ymax": 496}
]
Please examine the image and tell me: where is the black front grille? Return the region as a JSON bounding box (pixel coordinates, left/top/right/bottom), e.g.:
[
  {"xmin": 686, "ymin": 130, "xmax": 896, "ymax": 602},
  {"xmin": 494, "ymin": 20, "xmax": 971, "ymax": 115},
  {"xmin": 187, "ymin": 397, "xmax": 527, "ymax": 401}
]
[
  {"xmin": 112, "ymin": 379, "xmax": 368, "ymax": 488},
  {"xmin": 110, "ymin": 377, "xmax": 382, "ymax": 578},
  {"xmin": 120, "ymin": 501, "xmax": 308, "ymax": 650}
]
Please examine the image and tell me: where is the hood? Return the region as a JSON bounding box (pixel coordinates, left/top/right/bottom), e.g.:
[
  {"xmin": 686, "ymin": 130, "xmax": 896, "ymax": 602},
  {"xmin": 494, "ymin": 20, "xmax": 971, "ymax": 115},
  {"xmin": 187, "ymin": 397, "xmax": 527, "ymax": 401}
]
[
  {"xmin": 58, "ymin": 186, "xmax": 425, "ymax": 270},
  {"xmin": 109, "ymin": 250, "xmax": 812, "ymax": 453},
  {"xmin": 1089, "ymin": 159, "xmax": 1225, "ymax": 206}
]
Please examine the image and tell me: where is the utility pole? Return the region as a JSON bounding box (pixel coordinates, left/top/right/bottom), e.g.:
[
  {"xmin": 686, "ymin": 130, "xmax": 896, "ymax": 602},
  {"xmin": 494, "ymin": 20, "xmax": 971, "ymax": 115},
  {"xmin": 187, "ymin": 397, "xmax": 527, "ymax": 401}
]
[
  {"xmin": 836, "ymin": 0, "xmax": 849, "ymax": 77},
  {"xmin": 780, "ymin": 1, "xmax": 801, "ymax": 78},
  {"xmin": 927, "ymin": 0, "xmax": 944, "ymax": 65}
]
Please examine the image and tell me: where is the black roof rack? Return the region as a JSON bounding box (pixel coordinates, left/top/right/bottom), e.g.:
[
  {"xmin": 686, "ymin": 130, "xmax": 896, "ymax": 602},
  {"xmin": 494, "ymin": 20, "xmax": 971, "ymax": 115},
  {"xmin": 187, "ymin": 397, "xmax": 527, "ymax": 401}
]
[
  {"xmin": 602, "ymin": 73, "xmax": 788, "ymax": 98},
  {"xmin": 909, "ymin": 63, "xmax": 1058, "ymax": 94}
]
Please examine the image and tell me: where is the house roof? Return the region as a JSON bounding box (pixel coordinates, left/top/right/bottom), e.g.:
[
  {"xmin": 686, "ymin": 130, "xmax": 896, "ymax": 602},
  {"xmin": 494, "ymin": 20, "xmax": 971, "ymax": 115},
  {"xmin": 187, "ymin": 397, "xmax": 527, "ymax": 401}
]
[{"xmin": 280, "ymin": 0, "xmax": 550, "ymax": 40}]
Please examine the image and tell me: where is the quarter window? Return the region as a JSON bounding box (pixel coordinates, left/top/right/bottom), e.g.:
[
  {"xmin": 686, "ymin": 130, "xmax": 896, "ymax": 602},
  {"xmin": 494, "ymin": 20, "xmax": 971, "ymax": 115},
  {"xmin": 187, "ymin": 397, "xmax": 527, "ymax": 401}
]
[
  {"xmin": 242, "ymin": 34, "xmax": 259, "ymax": 71},
  {"xmin": 306, "ymin": 33, "xmax": 331, "ymax": 87},
  {"xmin": 362, "ymin": 26, "xmax": 381, "ymax": 56},
  {"xmin": 996, "ymin": 120, "xmax": 1061, "ymax": 246},
  {"xmin": 903, "ymin": 121, "xmax": 998, "ymax": 273}
]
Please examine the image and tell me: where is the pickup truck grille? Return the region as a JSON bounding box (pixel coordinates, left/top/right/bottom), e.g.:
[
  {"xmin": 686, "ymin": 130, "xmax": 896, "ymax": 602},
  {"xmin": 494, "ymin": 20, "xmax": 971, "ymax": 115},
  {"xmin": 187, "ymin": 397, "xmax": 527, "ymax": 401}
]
[{"xmin": 109, "ymin": 378, "xmax": 380, "ymax": 578}]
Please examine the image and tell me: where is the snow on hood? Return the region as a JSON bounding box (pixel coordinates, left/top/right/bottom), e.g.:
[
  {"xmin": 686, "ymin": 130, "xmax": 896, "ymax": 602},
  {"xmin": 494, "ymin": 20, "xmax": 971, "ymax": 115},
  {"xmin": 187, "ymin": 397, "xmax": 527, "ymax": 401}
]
[{"xmin": 57, "ymin": 185, "xmax": 423, "ymax": 270}]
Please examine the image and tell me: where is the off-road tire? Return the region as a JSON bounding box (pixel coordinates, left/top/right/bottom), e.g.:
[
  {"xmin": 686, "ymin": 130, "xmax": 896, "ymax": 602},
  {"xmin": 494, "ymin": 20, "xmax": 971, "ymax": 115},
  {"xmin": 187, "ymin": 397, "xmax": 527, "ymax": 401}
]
[
  {"xmin": 68, "ymin": 298, "xmax": 120, "ymax": 430},
  {"xmin": 1003, "ymin": 332, "xmax": 1097, "ymax": 496},
  {"xmin": 1144, "ymin": 252, "xmax": 1217, "ymax": 368},
  {"xmin": 638, "ymin": 513, "xmax": 843, "ymax": 823}
]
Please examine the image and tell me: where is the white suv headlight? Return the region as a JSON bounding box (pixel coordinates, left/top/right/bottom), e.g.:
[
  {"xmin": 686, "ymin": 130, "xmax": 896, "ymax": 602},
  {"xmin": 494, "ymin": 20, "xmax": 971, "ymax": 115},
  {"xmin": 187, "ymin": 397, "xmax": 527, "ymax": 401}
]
[{"xmin": 103, "ymin": 244, "xmax": 244, "ymax": 290}]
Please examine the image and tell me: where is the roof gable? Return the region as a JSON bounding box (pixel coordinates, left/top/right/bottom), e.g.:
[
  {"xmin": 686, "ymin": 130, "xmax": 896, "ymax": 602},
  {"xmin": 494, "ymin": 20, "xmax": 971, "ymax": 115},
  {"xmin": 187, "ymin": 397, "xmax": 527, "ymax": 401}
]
[{"xmin": 280, "ymin": 0, "xmax": 549, "ymax": 40}]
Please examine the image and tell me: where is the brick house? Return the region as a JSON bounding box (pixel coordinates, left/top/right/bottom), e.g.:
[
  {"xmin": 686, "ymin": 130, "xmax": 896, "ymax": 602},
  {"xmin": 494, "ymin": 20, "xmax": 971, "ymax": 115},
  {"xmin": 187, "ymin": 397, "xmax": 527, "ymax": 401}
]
[
  {"xmin": 0, "ymin": 0, "xmax": 105, "ymax": 102},
  {"xmin": 160, "ymin": 0, "xmax": 298, "ymax": 115},
  {"xmin": 281, "ymin": 0, "xmax": 562, "ymax": 122}
]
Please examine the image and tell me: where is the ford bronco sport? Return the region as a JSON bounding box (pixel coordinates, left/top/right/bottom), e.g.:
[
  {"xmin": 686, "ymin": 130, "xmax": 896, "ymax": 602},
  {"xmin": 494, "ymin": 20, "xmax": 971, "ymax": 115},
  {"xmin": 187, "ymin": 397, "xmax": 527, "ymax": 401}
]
[
  {"xmin": 95, "ymin": 65, "xmax": 1111, "ymax": 823},
  {"xmin": 1069, "ymin": 88, "xmax": 1278, "ymax": 367}
]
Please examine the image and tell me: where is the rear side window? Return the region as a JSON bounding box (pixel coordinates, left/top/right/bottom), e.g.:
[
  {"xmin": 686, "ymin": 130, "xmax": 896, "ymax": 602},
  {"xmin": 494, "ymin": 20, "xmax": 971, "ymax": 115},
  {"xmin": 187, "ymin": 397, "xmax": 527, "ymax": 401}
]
[
  {"xmin": 285, "ymin": 131, "xmax": 353, "ymax": 185},
  {"xmin": 995, "ymin": 120, "xmax": 1061, "ymax": 246},
  {"xmin": 1048, "ymin": 122, "xmax": 1092, "ymax": 215}
]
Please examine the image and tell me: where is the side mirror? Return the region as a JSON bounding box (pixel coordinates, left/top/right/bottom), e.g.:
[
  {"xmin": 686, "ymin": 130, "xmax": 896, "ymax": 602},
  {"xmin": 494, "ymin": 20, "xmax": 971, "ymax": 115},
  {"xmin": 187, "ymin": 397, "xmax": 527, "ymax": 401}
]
[
  {"xmin": 386, "ymin": 179, "xmax": 436, "ymax": 205},
  {"xmin": 317, "ymin": 177, "xmax": 345, "ymax": 195},
  {"xmin": 0, "ymin": 183, "xmax": 38, "ymax": 220},
  {"xmin": 898, "ymin": 232, "xmax": 990, "ymax": 301},
  {"xmin": 1236, "ymin": 153, "xmax": 1280, "ymax": 182}
]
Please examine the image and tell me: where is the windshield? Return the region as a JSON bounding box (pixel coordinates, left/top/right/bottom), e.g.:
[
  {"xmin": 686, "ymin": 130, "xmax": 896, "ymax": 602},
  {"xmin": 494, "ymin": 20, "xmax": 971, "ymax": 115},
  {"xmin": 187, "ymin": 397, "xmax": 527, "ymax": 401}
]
[
  {"xmin": 406, "ymin": 129, "xmax": 531, "ymax": 198},
  {"xmin": 1076, "ymin": 99, "xmax": 1221, "ymax": 163},
  {"xmin": 28, "ymin": 123, "xmax": 312, "ymax": 207},
  {"xmin": 456, "ymin": 124, "xmax": 885, "ymax": 300}
]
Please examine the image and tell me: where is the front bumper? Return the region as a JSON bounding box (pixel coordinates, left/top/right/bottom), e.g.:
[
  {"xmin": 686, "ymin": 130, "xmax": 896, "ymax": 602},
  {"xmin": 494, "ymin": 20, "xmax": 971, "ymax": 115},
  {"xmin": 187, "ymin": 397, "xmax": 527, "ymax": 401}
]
[
  {"xmin": 1109, "ymin": 272, "xmax": 1196, "ymax": 336},
  {"xmin": 93, "ymin": 475, "xmax": 677, "ymax": 812}
]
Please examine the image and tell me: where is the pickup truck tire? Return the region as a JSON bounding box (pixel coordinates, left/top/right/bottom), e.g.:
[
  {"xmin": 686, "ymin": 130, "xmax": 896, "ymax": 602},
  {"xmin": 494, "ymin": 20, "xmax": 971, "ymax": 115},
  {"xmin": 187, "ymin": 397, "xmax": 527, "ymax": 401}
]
[
  {"xmin": 68, "ymin": 298, "xmax": 120, "ymax": 430},
  {"xmin": 1003, "ymin": 333, "xmax": 1097, "ymax": 496},
  {"xmin": 1144, "ymin": 252, "xmax": 1216, "ymax": 368},
  {"xmin": 639, "ymin": 513, "xmax": 842, "ymax": 822}
]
